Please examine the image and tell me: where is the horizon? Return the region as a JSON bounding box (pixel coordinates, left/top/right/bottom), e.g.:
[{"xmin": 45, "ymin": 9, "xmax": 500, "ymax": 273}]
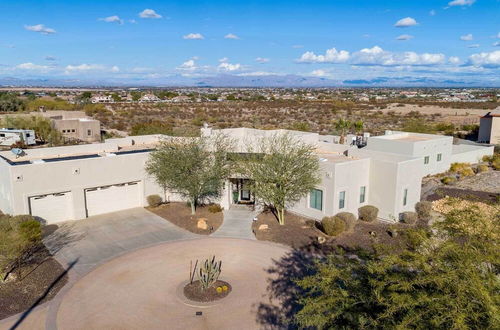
[{"xmin": 0, "ymin": 0, "xmax": 499, "ymax": 87}]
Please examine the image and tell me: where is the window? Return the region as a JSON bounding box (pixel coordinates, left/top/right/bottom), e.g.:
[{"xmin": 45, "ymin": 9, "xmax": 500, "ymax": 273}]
[
  {"xmin": 403, "ymin": 188, "xmax": 408, "ymax": 206},
  {"xmin": 87, "ymin": 129, "xmax": 92, "ymax": 136},
  {"xmin": 360, "ymin": 186, "xmax": 366, "ymax": 203},
  {"xmin": 339, "ymin": 191, "xmax": 346, "ymax": 209},
  {"xmin": 437, "ymin": 153, "xmax": 442, "ymax": 162},
  {"xmin": 26, "ymin": 133, "xmax": 30, "ymax": 137},
  {"xmin": 309, "ymin": 189, "xmax": 323, "ymax": 211},
  {"xmin": 424, "ymin": 156, "xmax": 430, "ymax": 165},
  {"xmin": 71, "ymin": 129, "xmax": 76, "ymax": 133}
]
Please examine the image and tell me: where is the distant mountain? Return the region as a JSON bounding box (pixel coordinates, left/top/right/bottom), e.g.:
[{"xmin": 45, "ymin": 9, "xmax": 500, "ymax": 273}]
[{"xmin": 0, "ymin": 74, "xmax": 497, "ymax": 88}]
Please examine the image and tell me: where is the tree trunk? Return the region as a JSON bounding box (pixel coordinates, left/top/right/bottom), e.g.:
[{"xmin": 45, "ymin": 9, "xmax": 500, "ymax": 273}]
[
  {"xmin": 277, "ymin": 207, "xmax": 285, "ymax": 225},
  {"xmin": 190, "ymin": 199, "xmax": 196, "ymax": 215}
]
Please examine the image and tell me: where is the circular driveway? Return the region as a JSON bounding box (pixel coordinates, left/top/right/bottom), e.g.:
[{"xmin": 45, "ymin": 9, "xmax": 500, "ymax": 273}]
[{"xmin": 56, "ymin": 238, "xmax": 289, "ymax": 329}]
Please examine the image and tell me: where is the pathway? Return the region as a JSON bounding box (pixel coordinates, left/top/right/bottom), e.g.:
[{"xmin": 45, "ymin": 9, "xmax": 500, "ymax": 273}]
[{"xmin": 211, "ymin": 205, "xmax": 260, "ymax": 240}]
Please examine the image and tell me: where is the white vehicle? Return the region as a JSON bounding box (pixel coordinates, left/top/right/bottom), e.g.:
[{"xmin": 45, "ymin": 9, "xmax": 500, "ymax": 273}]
[{"xmin": 0, "ymin": 128, "xmax": 36, "ymax": 146}]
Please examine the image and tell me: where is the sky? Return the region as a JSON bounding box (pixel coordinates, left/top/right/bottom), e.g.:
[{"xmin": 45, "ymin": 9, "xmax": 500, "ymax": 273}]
[{"xmin": 0, "ymin": 0, "xmax": 499, "ymax": 86}]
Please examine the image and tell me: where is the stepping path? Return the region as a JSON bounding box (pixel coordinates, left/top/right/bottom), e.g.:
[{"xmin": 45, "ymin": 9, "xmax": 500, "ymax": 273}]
[{"xmin": 211, "ymin": 205, "xmax": 260, "ymax": 240}]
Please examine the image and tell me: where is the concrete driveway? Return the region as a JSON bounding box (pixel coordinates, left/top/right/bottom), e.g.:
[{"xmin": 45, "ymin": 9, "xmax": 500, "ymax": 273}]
[{"xmin": 43, "ymin": 207, "xmax": 197, "ymax": 277}]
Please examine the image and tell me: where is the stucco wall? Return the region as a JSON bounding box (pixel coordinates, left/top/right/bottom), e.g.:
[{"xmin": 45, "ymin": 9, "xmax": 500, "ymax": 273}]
[
  {"xmin": 451, "ymin": 144, "xmax": 494, "ymax": 164},
  {"xmin": 0, "ymin": 159, "xmax": 13, "ymax": 214}
]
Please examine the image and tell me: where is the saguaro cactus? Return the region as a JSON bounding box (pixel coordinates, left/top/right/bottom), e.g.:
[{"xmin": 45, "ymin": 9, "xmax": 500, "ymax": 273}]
[{"xmin": 197, "ymin": 256, "xmax": 222, "ymax": 290}]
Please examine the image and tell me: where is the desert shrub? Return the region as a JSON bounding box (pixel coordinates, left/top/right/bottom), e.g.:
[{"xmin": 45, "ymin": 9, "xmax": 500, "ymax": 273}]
[
  {"xmin": 477, "ymin": 164, "xmax": 489, "ymax": 173},
  {"xmin": 147, "ymin": 194, "xmax": 163, "ymax": 207},
  {"xmin": 482, "ymin": 155, "xmax": 493, "ymax": 162},
  {"xmin": 493, "ymin": 158, "xmax": 500, "ymax": 170},
  {"xmin": 321, "ymin": 216, "xmax": 346, "ymax": 236},
  {"xmin": 415, "ymin": 201, "xmax": 432, "ymax": 219},
  {"xmin": 450, "ymin": 162, "xmax": 474, "ymax": 177},
  {"xmin": 441, "ymin": 176, "xmax": 457, "ymax": 185},
  {"xmin": 400, "ymin": 212, "xmax": 418, "ymax": 225},
  {"xmin": 358, "ymin": 205, "xmax": 378, "ymax": 222},
  {"xmin": 335, "ymin": 212, "xmax": 356, "ymax": 232},
  {"xmin": 208, "ymin": 204, "xmax": 223, "ymax": 213}
]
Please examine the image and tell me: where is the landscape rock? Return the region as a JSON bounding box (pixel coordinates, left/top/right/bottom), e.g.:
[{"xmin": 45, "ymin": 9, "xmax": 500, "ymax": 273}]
[
  {"xmin": 197, "ymin": 218, "xmax": 208, "ymax": 230},
  {"xmin": 258, "ymin": 224, "xmax": 269, "ymax": 231}
]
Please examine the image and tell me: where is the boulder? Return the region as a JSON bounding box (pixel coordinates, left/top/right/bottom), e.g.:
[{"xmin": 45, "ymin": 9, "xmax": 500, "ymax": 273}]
[
  {"xmin": 197, "ymin": 218, "xmax": 208, "ymax": 230},
  {"xmin": 258, "ymin": 224, "xmax": 269, "ymax": 231}
]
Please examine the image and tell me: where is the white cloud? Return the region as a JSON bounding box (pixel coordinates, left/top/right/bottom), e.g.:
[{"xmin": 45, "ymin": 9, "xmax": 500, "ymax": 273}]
[
  {"xmin": 219, "ymin": 57, "xmax": 229, "ymax": 63},
  {"xmin": 16, "ymin": 62, "xmax": 50, "ymax": 70},
  {"xmin": 99, "ymin": 15, "xmax": 124, "ymax": 24},
  {"xmin": 460, "ymin": 33, "xmax": 473, "ymax": 41},
  {"xmin": 468, "ymin": 50, "xmax": 500, "ymax": 68},
  {"xmin": 64, "ymin": 64, "xmax": 119, "ymax": 74},
  {"xmin": 183, "ymin": 33, "xmax": 204, "ymax": 40},
  {"xmin": 178, "ymin": 60, "xmax": 197, "ymax": 71},
  {"xmin": 139, "ymin": 9, "xmax": 162, "ymax": 19},
  {"xmin": 448, "ymin": 0, "xmax": 476, "ymax": 6},
  {"xmin": 310, "ymin": 69, "xmax": 332, "ymax": 77},
  {"xmin": 394, "ymin": 17, "xmax": 418, "ymax": 28},
  {"xmin": 45, "ymin": 56, "xmax": 56, "ymax": 61},
  {"xmin": 255, "ymin": 57, "xmax": 270, "ymax": 63},
  {"xmin": 493, "ymin": 41, "xmax": 500, "ymax": 47},
  {"xmin": 449, "ymin": 56, "xmax": 461, "ymax": 64},
  {"xmin": 296, "ymin": 47, "xmax": 350, "ymax": 63},
  {"xmin": 218, "ymin": 62, "xmax": 242, "ymax": 71},
  {"xmin": 224, "ymin": 33, "xmax": 240, "ymax": 39},
  {"xmin": 467, "ymin": 44, "xmax": 480, "ymax": 48},
  {"xmin": 429, "ymin": 10, "xmax": 436, "ymax": 16},
  {"xmin": 237, "ymin": 71, "xmax": 275, "ymax": 76},
  {"xmin": 24, "ymin": 24, "xmax": 56, "ymax": 35},
  {"xmin": 351, "ymin": 46, "xmax": 445, "ymax": 66},
  {"xmin": 396, "ymin": 34, "xmax": 414, "ymax": 41}
]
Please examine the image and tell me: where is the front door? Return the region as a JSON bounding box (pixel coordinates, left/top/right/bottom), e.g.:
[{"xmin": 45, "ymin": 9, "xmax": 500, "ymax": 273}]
[{"xmin": 240, "ymin": 181, "xmax": 251, "ymax": 201}]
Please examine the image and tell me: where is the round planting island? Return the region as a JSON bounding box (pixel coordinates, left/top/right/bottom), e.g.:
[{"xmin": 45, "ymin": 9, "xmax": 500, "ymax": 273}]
[{"xmin": 55, "ymin": 238, "xmax": 289, "ymax": 330}]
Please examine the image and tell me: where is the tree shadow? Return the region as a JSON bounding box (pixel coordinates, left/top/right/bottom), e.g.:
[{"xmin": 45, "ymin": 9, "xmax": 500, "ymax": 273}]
[
  {"xmin": 9, "ymin": 258, "xmax": 79, "ymax": 330},
  {"xmin": 42, "ymin": 223, "xmax": 85, "ymax": 256},
  {"xmin": 255, "ymin": 241, "xmax": 334, "ymax": 329}
]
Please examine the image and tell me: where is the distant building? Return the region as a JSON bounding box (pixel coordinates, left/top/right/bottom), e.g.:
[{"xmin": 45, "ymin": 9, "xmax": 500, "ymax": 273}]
[
  {"xmin": 478, "ymin": 108, "xmax": 500, "ymax": 145},
  {"xmin": 0, "ymin": 128, "xmax": 36, "ymax": 146},
  {"xmin": 139, "ymin": 94, "xmax": 161, "ymax": 103},
  {"xmin": 91, "ymin": 95, "xmax": 114, "ymax": 103},
  {"xmin": 35, "ymin": 110, "xmax": 102, "ymax": 143}
]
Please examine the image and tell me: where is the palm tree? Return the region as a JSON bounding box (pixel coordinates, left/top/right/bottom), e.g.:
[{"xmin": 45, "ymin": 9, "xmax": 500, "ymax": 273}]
[
  {"xmin": 334, "ymin": 118, "xmax": 352, "ymax": 144},
  {"xmin": 353, "ymin": 120, "xmax": 364, "ymax": 135}
]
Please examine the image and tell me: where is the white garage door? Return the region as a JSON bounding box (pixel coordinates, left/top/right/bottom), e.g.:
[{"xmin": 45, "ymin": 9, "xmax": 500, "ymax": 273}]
[
  {"xmin": 29, "ymin": 192, "xmax": 73, "ymax": 224},
  {"xmin": 85, "ymin": 182, "xmax": 142, "ymax": 217}
]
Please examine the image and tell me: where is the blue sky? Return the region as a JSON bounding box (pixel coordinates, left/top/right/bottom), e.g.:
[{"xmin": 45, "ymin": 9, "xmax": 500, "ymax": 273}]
[{"xmin": 0, "ymin": 0, "xmax": 499, "ymax": 86}]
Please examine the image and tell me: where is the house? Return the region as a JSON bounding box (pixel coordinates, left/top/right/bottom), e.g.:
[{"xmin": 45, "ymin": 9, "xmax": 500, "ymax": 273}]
[
  {"xmin": 91, "ymin": 95, "xmax": 114, "ymax": 104},
  {"xmin": 0, "ymin": 128, "xmax": 493, "ymax": 224},
  {"xmin": 139, "ymin": 94, "xmax": 161, "ymax": 103},
  {"xmin": 0, "ymin": 128, "xmax": 36, "ymax": 147},
  {"xmin": 478, "ymin": 108, "xmax": 500, "ymax": 145},
  {"xmin": 33, "ymin": 110, "xmax": 102, "ymax": 143}
]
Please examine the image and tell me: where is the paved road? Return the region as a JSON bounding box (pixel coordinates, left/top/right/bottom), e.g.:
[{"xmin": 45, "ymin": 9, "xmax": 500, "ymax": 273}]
[{"xmin": 212, "ymin": 205, "xmax": 260, "ymax": 240}]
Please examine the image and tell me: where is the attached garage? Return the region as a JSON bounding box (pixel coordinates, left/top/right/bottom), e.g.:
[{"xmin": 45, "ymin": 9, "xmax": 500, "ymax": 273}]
[
  {"xmin": 85, "ymin": 182, "xmax": 142, "ymax": 217},
  {"xmin": 29, "ymin": 192, "xmax": 73, "ymax": 224}
]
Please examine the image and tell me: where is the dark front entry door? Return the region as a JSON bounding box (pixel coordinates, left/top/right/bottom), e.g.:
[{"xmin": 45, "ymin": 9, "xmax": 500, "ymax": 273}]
[{"xmin": 240, "ymin": 181, "xmax": 251, "ymax": 200}]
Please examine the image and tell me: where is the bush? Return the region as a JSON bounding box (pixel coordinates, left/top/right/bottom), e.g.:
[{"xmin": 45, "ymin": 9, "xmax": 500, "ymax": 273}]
[
  {"xmin": 400, "ymin": 212, "xmax": 418, "ymax": 225},
  {"xmin": 147, "ymin": 195, "xmax": 163, "ymax": 207},
  {"xmin": 321, "ymin": 216, "xmax": 346, "ymax": 236},
  {"xmin": 208, "ymin": 204, "xmax": 223, "ymax": 213},
  {"xmin": 477, "ymin": 164, "xmax": 489, "ymax": 173},
  {"xmin": 450, "ymin": 162, "xmax": 474, "ymax": 177},
  {"xmin": 492, "ymin": 158, "xmax": 500, "ymax": 171},
  {"xmin": 415, "ymin": 201, "xmax": 432, "ymax": 219},
  {"xmin": 358, "ymin": 205, "xmax": 378, "ymax": 222},
  {"xmin": 335, "ymin": 212, "xmax": 356, "ymax": 232},
  {"xmin": 441, "ymin": 176, "xmax": 457, "ymax": 185}
]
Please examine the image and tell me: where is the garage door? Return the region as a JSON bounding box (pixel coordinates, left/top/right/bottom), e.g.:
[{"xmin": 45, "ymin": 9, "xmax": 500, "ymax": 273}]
[
  {"xmin": 29, "ymin": 192, "xmax": 73, "ymax": 224},
  {"xmin": 85, "ymin": 182, "xmax": 142, "ymax": 217}
]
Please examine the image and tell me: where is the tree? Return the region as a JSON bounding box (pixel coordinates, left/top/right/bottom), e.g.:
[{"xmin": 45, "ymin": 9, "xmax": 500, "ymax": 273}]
[
  {"xmin": 293, "ymin": 205, "xmax": 500, "ymax": 329},
  {"xmin": 334, "ymin": 118, "xmax": 352, "ymax": 144},
  {"xmin": 0, "ymin": 92, "xmax": 25, "ymax": 112},
  {"xmin": 353, "ymin": 120, "xmax": 364, "ymax": 134},
  {"xmin": 1, "ymin": 115, "xmax": 63, "ymax": 145},
  {"xmin": 242, "ymin": 133, "xmax": 320, "ymax": 225},
  {"xmin": 146, "ymin": 134, "xmax": 233, "ymax": 215}
]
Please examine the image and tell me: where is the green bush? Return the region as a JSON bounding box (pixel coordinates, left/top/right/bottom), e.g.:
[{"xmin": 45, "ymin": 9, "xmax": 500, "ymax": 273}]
[
  {"xmin": 400, "ymin": 212, "xmax": 418, "ymax": 225},
  {"xmin": 441, "ymin": 176, "xmax": 457, "ymax": 185},
  {"xmin": 321, "ymin": 216, "xmax": 346, "ymax": 236},
  {"xmin": 477, "ymin": 164, "xmax": 489, "ymax": 173},
  {"xmin": 208, "ymin": 204, "xmax": 223, "ymax": 213},
  {"xmin": 147, "ymin": 195, "xmax": 163, "ymax": 207},
  {"xmin": 358, "ymin": 205, "xmax": 378, "ymax": 222},
  {"xmin": 415, "ymin": 201, "xmax": 432, "ymax": 219},
  {"xmin": 335, "ymin": 212, "xmax": 356, "ymax": 232}
]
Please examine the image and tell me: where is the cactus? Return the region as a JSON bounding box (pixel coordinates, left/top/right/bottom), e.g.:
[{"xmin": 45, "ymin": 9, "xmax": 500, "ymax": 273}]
[{"xmin": 197, "ymin": 256, "xmax": 222, "ymax": 290}]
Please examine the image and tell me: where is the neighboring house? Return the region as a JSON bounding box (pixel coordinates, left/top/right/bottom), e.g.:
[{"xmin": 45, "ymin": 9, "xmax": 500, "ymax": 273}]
[
  {"xmin": 478, "ymin": 108, "xmax": 500, "ymax": 145},
  {"xmin": 0, "ymin": 128, "xmax": 493, "ymax": 224},
  {"xmin": 91, "ymin": 95, "xmax": 114, "ymax": 104},
  {"xmin": 139, "ymin": 94, "xmax": 161, "ymax": 103},
  {"xmin": 0, "ymin": 128, "xmax": 36, "ymax": 146},
  {"xmin": 34, "ymin": 110, "xmax": 102, "ymax": 143}
]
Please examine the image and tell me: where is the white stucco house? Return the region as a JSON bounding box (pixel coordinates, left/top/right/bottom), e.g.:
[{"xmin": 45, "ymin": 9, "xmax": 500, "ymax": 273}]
[{"xmin": 0, "ymin": 127, "xmax": 494, "ymax": 224}]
